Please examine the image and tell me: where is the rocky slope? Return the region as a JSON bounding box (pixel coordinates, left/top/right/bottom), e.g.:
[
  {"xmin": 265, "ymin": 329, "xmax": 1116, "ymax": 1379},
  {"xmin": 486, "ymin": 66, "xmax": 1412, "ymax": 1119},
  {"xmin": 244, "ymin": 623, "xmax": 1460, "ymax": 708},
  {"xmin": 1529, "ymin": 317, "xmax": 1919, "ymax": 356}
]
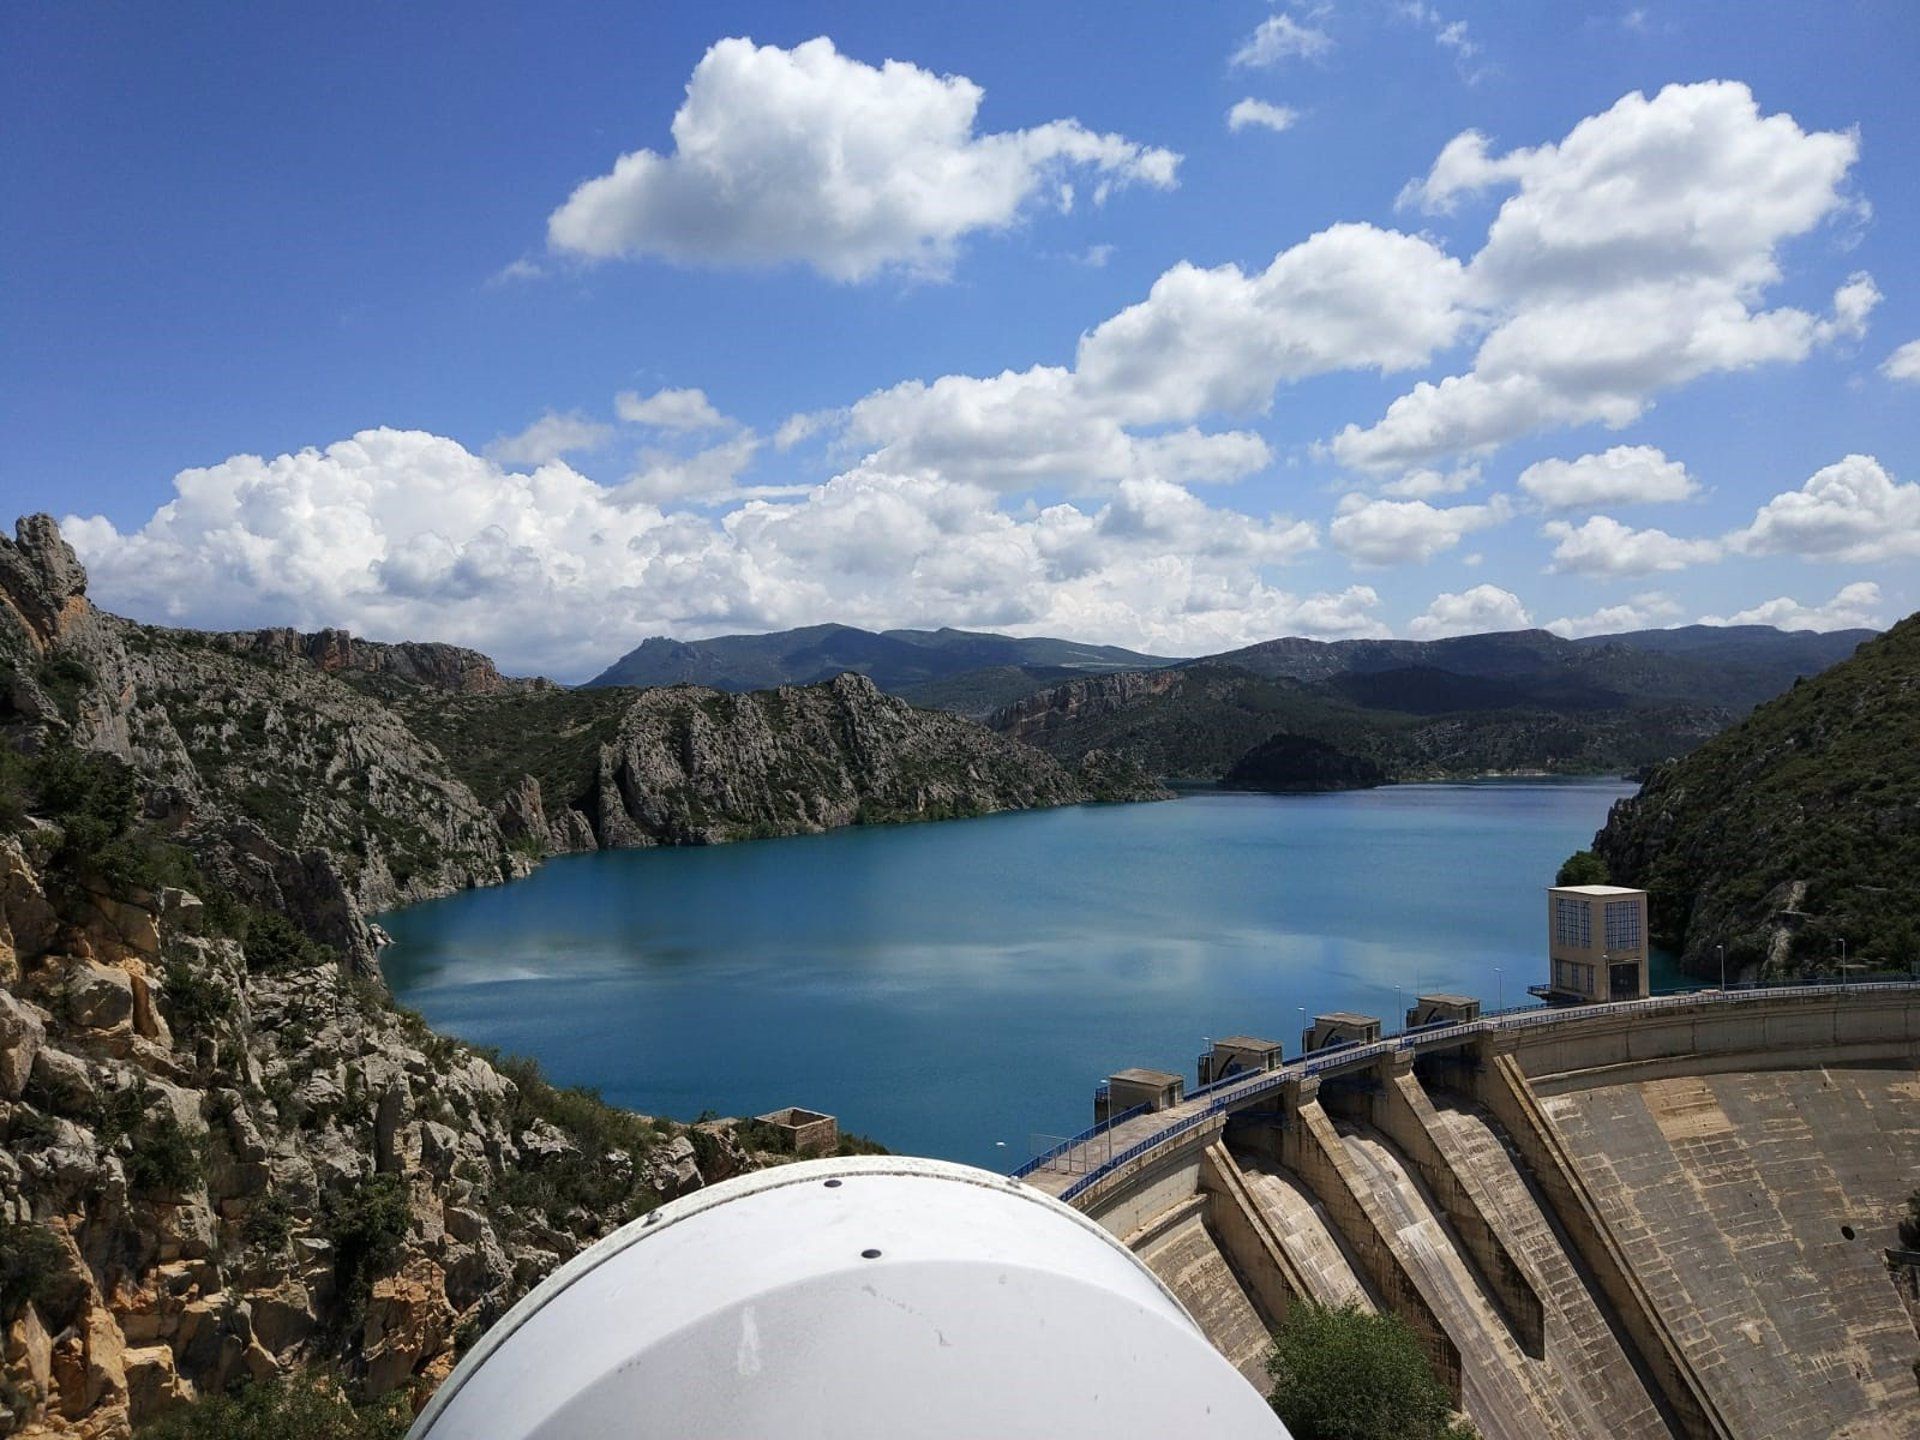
[
  {"xmin": 392, "ymin": 673, "xmax": 1162, "ymax": 856},
  {"xmin": 0, "ymin": 806, "xmax": 776, "ymax": 1436},
  {"xmin": 1592, "ymin": 613, "xmax": 1918, "ymax": 978}
]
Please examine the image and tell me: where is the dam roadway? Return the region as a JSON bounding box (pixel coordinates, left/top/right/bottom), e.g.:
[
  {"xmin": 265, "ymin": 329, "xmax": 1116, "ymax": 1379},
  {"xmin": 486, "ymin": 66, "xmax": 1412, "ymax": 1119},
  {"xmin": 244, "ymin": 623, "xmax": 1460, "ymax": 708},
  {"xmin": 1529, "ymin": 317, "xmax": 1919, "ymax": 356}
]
[{"xmin": 1016, "ymin": 982, "xmax": 1920, "ymax": 1440}]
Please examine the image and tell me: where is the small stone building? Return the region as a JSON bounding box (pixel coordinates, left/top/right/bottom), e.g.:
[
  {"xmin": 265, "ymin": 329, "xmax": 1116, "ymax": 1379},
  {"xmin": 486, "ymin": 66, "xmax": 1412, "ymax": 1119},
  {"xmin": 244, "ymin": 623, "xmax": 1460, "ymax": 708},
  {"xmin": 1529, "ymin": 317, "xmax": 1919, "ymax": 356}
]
[
  {"xmin": 754, "ymin": 1107, "xmax": 839, "ymax": 1156},
  {"xmin": 1095, "ymin": 1067, "xmax": 1184, "ymax": 1124},
  {"xmin": 1406, "ymin": 993, "xmax": 1481, "ymax": 1029},
  {"xmin": 1197, "ymin": 1035, "xmax": 1284, "ymax": 1086},
  {"xmin": 1303, "ymin": 1012, "xmax": 1382, "ymax": 1054}
]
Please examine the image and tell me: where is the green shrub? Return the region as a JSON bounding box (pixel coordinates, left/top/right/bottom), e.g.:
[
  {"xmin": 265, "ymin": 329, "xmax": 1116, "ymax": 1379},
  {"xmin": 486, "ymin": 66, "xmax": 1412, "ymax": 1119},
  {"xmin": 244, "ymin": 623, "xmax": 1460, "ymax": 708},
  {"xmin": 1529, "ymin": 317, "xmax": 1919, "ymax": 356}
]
[
  {"xmin": 480, "ymin": 1053, "xmax": 671, "ymax": 1226},
  {"xmin": 1267, "ymin": 1302, "xmax": 1476, "ymax": 1440},
  {"xmin": 18, "ymin": 745, "xmax": 201, "ymax": 896},
  {"xmin": 133, "ymin": 1373, "xmax": 409, "ymax": 1440},
  {"xmin": 1554, "ymin": 850, "xmax": 1610, "ymax": 886},
  {"xmin": 0, "ymin": 1223, "xmax": 67, "ymax": 1324},
  {"xmin": 127, "ymin": 1113, "xmax": 204, "ymax": 1196},
  {"xmin": 242, "ymin": 908, "xmax": 331, "ymax": 973},
  {"xmin": 34, "ymin": 656, "xmax": 96, "ymax": 724},
  {"xmin": 96, "ymin": 1081, "xmax": 153, "ymax": 1147},
  {"xmin": 162, "ymin": 952, "xmax": 236, "ymax": 1039},
  {"xmin": 242, "ymin": 1193, "xmax": 295, "ymax": 1253},
  {"xmin": 325, "ymin": 1175, "xmax": 411, "ymax": 1319},
  {"xmin": 0, "ymin": 740, "xmax": 27, "ymax": 833},
  {"xmin": 97, "ymin": 1080, "xmax": 204, "ymax": 1196}
]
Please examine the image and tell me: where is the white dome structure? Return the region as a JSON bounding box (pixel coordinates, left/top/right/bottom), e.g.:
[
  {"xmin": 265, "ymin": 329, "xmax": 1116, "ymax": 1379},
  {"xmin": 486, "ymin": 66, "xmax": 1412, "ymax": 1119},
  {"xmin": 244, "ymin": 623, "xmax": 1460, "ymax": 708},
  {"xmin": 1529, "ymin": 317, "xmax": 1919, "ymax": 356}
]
[{"xmin": 410, "ymin": 1155, "xmax": 1288, "ymax": 1439}]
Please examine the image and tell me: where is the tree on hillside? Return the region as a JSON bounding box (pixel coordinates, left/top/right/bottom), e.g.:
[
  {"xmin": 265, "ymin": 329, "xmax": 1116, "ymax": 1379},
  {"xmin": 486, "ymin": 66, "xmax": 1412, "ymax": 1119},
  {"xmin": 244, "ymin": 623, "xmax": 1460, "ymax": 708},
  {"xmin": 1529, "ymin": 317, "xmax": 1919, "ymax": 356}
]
[
  {"xmin": 1555, "ymin": 849, "xmax": 1610, "ymax": 886},
  {"xmin": 1267, "ymin": 1301, "xmax": 1477, "ymax": 1440}
]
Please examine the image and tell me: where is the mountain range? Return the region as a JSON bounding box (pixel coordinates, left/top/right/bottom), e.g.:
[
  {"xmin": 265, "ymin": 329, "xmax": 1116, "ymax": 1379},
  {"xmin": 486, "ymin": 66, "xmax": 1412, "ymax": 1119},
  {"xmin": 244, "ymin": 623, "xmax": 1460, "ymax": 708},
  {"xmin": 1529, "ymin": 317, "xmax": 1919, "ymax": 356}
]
[
  {"xmin": 588, "ymin": 621, "xmax": 1873, "ymax": 787},
  {"xmin": 984, "ymin": 625, "xmax": 1877, "ymax": 785},
  {"xmin": 586, "ymin": 623, "xmax": 1180, "ymax": 716}
]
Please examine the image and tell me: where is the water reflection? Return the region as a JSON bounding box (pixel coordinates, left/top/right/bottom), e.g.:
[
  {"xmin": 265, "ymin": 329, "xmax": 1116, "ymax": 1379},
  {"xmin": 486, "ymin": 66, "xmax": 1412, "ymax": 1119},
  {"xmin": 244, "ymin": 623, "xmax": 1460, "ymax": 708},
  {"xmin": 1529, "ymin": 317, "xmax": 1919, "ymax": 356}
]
[{"xmin": 380, "ymin": 780, "xmax": 1637, "ymax": 1168}]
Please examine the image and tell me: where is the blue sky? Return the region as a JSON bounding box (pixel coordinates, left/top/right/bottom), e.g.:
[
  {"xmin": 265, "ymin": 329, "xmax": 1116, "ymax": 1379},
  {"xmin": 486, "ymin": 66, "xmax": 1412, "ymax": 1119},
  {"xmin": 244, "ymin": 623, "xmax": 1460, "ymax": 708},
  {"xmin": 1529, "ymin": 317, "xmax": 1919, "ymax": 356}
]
[{"xmin": 3, "ymin": 2, "xmax": 1916, "ymax": 677}]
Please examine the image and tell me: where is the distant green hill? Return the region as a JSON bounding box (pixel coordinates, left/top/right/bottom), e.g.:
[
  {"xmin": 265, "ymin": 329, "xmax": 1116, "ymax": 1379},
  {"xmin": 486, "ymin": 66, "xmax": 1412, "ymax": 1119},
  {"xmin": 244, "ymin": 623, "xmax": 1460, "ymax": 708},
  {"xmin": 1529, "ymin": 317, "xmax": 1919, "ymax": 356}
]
[
  {"xmin": 584, "ymin": 623, "xmax": 1179, "ymax": 700},
  {"xmin": 1593, "ymin": 614, "xmax": 1920, "ymax": 979},
  {"xmin": 587, "ymin": 621, "xmax": 1874, "ymax": 786},
  {"xmin": 984, "ymin": 625, "xmax": 1867, "ymax": 784},
  {"xmin": 988, "ymin": 660, "xmax": 1731, "ymax": 782},
  {"xmin": 1210, "ymin": 626, "xmax": 1871, "ymax": 712}
]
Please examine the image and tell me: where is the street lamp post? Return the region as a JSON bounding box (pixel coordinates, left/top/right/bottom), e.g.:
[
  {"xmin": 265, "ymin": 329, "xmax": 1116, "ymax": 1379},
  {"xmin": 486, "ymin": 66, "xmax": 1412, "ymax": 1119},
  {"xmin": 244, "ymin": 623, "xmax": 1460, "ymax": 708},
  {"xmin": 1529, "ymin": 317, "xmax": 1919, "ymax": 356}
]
[
  {"xmin": 1495, "ymin": 967, "xmax": 1503, "ymax": 1012},
  {"xmin": 1717, "ymin": 943, "xmax": 1725, "ymax": 990}
]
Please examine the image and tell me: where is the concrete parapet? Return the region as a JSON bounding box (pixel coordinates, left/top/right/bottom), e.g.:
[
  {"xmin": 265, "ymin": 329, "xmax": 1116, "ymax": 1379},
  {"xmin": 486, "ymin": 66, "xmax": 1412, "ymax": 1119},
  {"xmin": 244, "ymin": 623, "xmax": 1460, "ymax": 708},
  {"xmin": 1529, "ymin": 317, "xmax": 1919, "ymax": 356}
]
[
  {"xmin": 1504, "ymin": 987, "xmax": 1920, "ymax": 1089},
  {"xmin": 1081, "ymin": 1117, "xmax": 1224, "ymax": 1235},
  {"xmin": 1469, "ymin": 1049, "xmax": 1732, "ymax": 1440}
]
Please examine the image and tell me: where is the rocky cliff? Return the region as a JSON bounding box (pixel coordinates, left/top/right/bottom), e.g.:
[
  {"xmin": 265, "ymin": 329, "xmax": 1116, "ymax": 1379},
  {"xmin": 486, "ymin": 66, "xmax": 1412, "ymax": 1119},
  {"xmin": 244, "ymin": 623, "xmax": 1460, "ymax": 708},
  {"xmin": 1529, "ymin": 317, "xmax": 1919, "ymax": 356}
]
[
  {"xmin": 0, "ymin": 814, "xmax": 775, "ymax": 1436},
  {"xmin": 1593, "ymin": 615, "xmax": 1914, "ymax": 977},
  {"xmin": 0, "ymin": 513, "xmax": 1158, "ymax": 1435}
]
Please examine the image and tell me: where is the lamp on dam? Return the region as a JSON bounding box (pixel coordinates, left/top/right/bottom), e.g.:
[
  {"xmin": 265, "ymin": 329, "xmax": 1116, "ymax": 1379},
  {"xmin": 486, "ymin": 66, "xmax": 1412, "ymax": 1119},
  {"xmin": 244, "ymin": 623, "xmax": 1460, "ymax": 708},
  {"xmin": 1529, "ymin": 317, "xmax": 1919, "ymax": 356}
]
[{"xmin": 408, "ymin": 1156, "xmax": 1289, "ymax": 1440}]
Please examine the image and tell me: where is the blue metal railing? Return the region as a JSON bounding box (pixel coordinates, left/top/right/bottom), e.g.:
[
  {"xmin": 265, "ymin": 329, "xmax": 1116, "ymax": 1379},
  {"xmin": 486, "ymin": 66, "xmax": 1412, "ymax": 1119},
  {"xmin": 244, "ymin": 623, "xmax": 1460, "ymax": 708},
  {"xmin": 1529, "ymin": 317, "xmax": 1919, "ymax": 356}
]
[
  {"xmin": 1059, "ymin": 1108, "xmax": 1221, "ymax": 1203},
  {"xmin": 1010, "ymin": 1103, "xmax": 1149, "ymax": 1179},
  {"xmin": 1032, "ymin": 976, "xmax": 1920, "ymax": 1203}
]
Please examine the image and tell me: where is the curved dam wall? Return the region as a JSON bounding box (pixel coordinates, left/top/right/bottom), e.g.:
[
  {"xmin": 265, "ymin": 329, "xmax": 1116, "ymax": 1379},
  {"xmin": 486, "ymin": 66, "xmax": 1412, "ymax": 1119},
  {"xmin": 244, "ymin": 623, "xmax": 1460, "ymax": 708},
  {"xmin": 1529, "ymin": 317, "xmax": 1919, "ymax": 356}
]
[{"xmin": 1032, "ymin": 986, "xmax": 1920, "ymax": 1440}]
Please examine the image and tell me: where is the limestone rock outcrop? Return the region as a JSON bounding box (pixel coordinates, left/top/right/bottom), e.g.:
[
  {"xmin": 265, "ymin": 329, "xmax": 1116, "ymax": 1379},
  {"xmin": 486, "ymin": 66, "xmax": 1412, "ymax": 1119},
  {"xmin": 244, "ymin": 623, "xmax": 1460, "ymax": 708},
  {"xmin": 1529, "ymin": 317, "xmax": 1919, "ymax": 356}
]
[{"xmin": 0, "ymin": 839, "xmax": 767, "ymax": 1435}]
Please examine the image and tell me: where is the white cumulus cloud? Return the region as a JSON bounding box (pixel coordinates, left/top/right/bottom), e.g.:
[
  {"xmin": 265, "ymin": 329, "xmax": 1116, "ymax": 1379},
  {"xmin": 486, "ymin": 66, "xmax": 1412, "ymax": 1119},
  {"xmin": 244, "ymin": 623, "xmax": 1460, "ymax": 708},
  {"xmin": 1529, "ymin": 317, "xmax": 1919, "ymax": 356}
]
[
  {"xmin": 614, "ymin": 386, "xmax": 731, "ymax": 432},
  {"xmin": 844, "ymin": 366, "xmax": 1275, "ymax": 494},
  {"xmin": 1408, "ymin": 584, "xmax": 1532, "ymax": 638},
  {"xmin": 1543, "ymin": 592, "xmax": 1682, "ymax": 639},
  {"xmin": 545, "ymin": 36, "xmax": 1179, "ymax": 281},
  {"xmin": 619, "ymin": 433, "xmax": 765, "ymax": 505},
  {"xmin": 1517, "ymin": 445, "xmax": 1698, "ymax": 509},
  {"xmin": 1698, "ymin": 582, "xmax": 1884, "ymax": 632},
  {"xmin": 484, "ymin": 411, "xmax": 613, "ymax": 466},
  {"xmin": 1227, "ymin": 99, "xmax": 1300, "ymax": 134},
  {"xmin": 1380, "ymin": 464, "xmax": 1480, "ymax": 499},
  {"xmin": 843, "ymin": 221, "xmax": 1467, "ymax": 498},
  {"xmin": 61, "ymin": 428, "xmax": 1350, "ymax": 679},
  {"xmin": 1329, "ymin": 493, "xmax": 1511, "ymax": 565},
  {"xmin": 1730, "ymin": 453, "xmax": 1920, "ymax": 563},
  {"xmin": 1073, "ymin": 223, "xmax": 1469, "ymax": 424},
  {"xmin": 1542, "ymin": 515, "xmax": 1721, "ymax": 575},
  {"xmin": 1882, "ymin": 339, "xmax": 1920, "ymax": 382},
  {"xmin": 1339, "ymin": 82, "xmax": 1867, "ymax": 470},
  {"xmin": 1232, "ymin": 14, "xmax": 1333, "ymax": 67}
]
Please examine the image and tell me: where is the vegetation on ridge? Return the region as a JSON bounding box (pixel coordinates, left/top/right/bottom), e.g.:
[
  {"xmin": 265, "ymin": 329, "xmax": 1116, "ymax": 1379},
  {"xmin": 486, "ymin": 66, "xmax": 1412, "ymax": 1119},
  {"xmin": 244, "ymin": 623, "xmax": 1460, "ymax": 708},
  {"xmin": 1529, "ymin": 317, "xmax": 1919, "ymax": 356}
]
[{"xmin": 1593, "ymin": 613, "xmax": 1919, "ymax": 977}]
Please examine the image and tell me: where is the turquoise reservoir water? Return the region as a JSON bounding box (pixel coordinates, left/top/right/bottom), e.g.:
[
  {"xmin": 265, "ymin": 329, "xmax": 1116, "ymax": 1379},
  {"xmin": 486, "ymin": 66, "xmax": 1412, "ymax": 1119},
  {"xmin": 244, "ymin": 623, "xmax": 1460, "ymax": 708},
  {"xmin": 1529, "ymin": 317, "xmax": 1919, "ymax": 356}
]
[{"xmin": 379, "ymin": 780, "xmax": 1645, "ymax": 1170}]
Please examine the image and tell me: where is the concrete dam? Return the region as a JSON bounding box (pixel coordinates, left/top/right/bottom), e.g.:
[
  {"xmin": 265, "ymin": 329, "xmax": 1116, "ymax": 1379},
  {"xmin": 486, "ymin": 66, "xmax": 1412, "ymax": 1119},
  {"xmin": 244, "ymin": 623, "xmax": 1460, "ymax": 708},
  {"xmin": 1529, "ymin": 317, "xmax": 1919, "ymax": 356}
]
[{"xmin": 1019, "ymin": 984, "xmax": 1920, "ymax": 1440}]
